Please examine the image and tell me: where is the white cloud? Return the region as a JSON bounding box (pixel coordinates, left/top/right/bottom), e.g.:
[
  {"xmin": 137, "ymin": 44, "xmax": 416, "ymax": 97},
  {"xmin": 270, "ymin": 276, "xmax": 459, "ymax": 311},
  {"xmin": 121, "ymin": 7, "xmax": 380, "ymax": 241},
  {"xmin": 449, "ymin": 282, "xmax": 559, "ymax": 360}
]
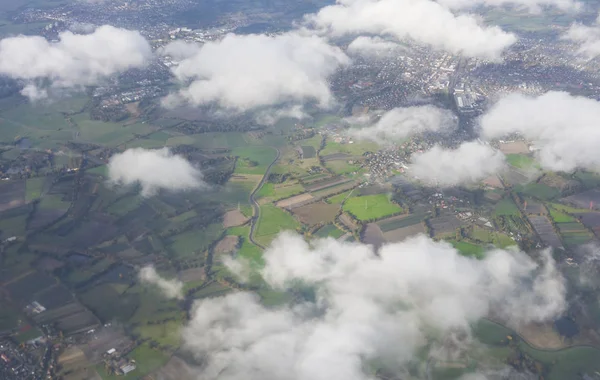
[
  {"xmin": 157, "ymin": 40, "xmax": 202, "ymax": 61},
  {"xmin": 306, "ymin": 0, "xmax": 517, "ymax": 60},
  {"xmin": 163, "ymin": 32, "xmax": 350, "ymax": 111},
  {"xmin": 409, "ymin": 141, "xmax": 506, "ymax": 186},
  {"xmin": 183, "ymin": 233, "xmax": 565, "ymax": 380},
  {"xmin": 480, "ymin": 91, "xmax": 600, "ymax": 172},
  {"xmin": 107, "ymin": 148, "xmax": 206, "ymax": 197},
  {"xmin": 20, "ymin": 84, "xmax": 48, "ymax": 101},
  {"xmin": 0, "ymin": 25, "xmax": 151, "ymax": 99},
  {"xmin": 347, "ymin": 36, "xmax": 405, "ymax": 57},
  {"xmin": 438, "ymin": 0, "xmax": 581, "ymax": 13},
  {"xmin": 562, "ymin": 15, "xmax": 600, "ymax": 58},
  {"xmin": 255, "ymin": 105, "xmax": 311, "ymax": 126},
  {"xmin": 349, "ymin": 105, "xmax": 457, "ymax": 144},
  {"xmin": 139, "ymin": 266, "xmax": 184, "ymax": 300}
]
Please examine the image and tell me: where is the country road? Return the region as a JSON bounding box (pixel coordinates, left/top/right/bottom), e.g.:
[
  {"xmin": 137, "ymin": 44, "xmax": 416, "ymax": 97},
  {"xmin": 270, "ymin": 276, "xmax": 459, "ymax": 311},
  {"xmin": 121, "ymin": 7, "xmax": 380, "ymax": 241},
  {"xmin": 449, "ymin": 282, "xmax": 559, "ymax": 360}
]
[{"xmin": 248, "ymin": 147, "xmax": 281, "ymax": 249}]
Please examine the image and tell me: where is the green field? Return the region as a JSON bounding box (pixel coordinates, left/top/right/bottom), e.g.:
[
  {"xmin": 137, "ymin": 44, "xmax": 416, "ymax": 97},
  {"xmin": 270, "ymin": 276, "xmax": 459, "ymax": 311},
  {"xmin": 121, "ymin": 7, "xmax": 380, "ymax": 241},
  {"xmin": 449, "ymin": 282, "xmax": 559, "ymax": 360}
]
[
  {"xmin": 314, "ymin": 224, "xmax": 344, "ymax": 239},
  {"xmin": 134, "ymin": 319, "xmax": 182, "ymax": 348},
  {"xmin": 25, "ymin": 177, "xmax": 45, "ymax": 202},
  {"xmin": 494, "ymin": 197, "xmax": 520, "ymax": 216},
  {"xmin": 449, "ymin": 241, "xmax": 485, "ymax": 258},
  {"xmin": 0, "ymin": 302, "xmax": 21, "ymax": 332},
  {"xmin": 232, "ymin": 146, "xmax": 278, "ymax": 175},
  {"xmin": 257, "ymin": 183, "xmax": 304, "ymax": 200},
  {"xmin": 550, "ymin": 202, "xmax": 590, "ymax": 214},
  {"xmin": 469, "ymin": 227, "xmax": 515, "ymax": 248},
  {"xmin": 343, "ymin": 194, "xmax": 402, "ymax": 221},
  {"xmin": 255, "ymin": 204, "xmax": 300, "ymax": 245},
  {"xmin": 325, "ymin": 160, "xmax": 363, "ymax": 175},
  {"xmin": 326, "ymin": 190, "xmax": 354, "ymax": 204},
  {"xmin": 519, "ymin": 344, "xmax": 600, "ymax": 380},
  {"xmin": 237, "ymin": 238, "xmax": 264, "ymax": 266},
  {"xmin": 548, "ymin": 207, "xmax": 577, "ymax": 223},
  {"xmin": 506, "ymin": 154, "xmax": 535, "ymax": 169},
  {"xmin": 168, "ymin": 223, "xmax": 223, "ymax": 259}
]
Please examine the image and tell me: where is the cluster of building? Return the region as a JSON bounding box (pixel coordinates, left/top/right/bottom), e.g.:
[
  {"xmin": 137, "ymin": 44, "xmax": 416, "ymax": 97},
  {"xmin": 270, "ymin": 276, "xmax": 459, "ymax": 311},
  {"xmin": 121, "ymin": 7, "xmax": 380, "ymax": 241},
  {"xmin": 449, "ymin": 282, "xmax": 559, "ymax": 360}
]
[{"xmin": 0, "ymin": 340, "xmax": 49, "ymax": 380}]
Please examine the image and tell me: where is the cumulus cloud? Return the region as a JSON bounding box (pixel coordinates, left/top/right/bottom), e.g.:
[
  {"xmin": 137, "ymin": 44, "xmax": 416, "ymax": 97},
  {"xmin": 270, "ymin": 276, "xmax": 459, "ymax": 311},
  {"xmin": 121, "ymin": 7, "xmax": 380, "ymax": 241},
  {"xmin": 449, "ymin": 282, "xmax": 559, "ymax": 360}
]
[
  {"xmin": 347, "ymin": 36, "xmax": 405, "ymax": 57},
  {"xmin": 409, "ymin": 142, "xmax": 506, "ymax": 186},
  {"xmin": 163, "ymin": 32, "xmax": 350, "ymax": 111},
  {"xmin": 480, "ymin": 91, "xmax": 600, "ymax": 172},
  {"xmin": 349, "ymin": 105, "xmax": 457, "ymax": 144},
  {"xmin": 139, "ymin": 266, "xmax": 184, "ymax": 300},
  {"xmin": 107, "ymin": 148, "xmax": 206, "ymax": 197},
  {"xmin": 0, "ymin": 25, "xmax": 151, "ymax": 99},
  {"xmin": 182, "ymin": 233, "xmax": 565, "ymax": 380},
  {"xmin": 306, "ymin": 0, "xmax": 517, "ymax": 60},
  {"xmin": 438, "ymin": 0, "xmax": 581, "ymax": 13},
  {"xmin": 562, "ymin": 15, "xmax": 600, "ymax": 58}
]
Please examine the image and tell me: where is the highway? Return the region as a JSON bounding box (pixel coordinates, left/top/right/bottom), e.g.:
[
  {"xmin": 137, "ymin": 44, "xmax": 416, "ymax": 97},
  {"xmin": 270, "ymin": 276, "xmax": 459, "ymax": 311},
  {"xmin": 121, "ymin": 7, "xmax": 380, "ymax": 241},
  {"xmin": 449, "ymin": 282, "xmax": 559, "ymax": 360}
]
[{"xmin": 248, "ymin": 146, "xmax": 281, "ymax": 249}]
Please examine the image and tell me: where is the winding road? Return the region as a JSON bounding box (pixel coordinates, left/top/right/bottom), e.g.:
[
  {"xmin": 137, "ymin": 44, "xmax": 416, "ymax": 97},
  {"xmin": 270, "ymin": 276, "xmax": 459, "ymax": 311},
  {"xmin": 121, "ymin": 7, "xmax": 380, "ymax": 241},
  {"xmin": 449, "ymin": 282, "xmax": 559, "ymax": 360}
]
[{"xmin": 248, "ymin": 146, "xmax": 281, "ymax": 249}]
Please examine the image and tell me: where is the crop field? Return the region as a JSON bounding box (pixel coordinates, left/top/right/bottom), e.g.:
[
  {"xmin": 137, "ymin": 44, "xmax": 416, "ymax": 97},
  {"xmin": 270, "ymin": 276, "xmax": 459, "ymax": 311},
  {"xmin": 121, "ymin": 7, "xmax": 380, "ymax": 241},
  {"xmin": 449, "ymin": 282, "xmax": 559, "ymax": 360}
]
[
  {"xmin": 306, "ymin": 177, "xmax": 352, "ymax": 192},
  {"xmin": 515, "ymin": 183, "xmax": 560, "ymax": 201},
  {"xmin": 257, "ymin": 182, "xmax": 305, "ymax": 201},
  {"xmin": 135, "ymin": 319, "xmax": 182, "ymax": 348},
  {"xmin": 232, "ymin": 146, "xmax": 278, "ymax": 175},
  {"xmin": 428, "ymin": 215, "xmax": 464, "ymax": 237},
  {"xmin": 79, "ymin": 284, "xmax": 139, "ymax": 323},
  {"xmin": 564, "ymin": 189, "xmax": 600, "ymax": 210},
  {"xmin": 548, "ymin": 207, "xmax": 577, "ymax": 223},
  {"xmin": 577, "ymin": 212, "xmax": 600, "ymax": 233},
  {"xmin": 275, "ymin": 193, "xmax": 314, "ymax": 209},
  {"xmin": 167, "ymin": 223, "xmax": 223, "ymax": 259},
  {"xmin": 575, "ymin": 171, "xmax": 600, "ymax": 189},
  {"xmin": 255, "ymin": 204, "xmax": 300, "ymax": 245},
  {"xmin": 498, "ymin": 141, "xmax": 529, "ymax": 154},
  {"xmin": 362, "ymin": 223, "xmax": 386, "ymax": 247},
  {"xmin": 556, "ymin": 222, "xmax": 593, "ymax": 247},
  {"xmin": 343, "ymin": 194, "xmax": 402, "ymax": 221},
  {"xmin": 506, "ymin": 154, "xmax": 535, "ymax": 169},
  {"xmin": 383, "ymin": 223, "xmax": 426, "ymax": 243},
  {"xmin": 326, "ymin": 190, "xmax": 354, "ymax": 204},
  {"xmin": 325, "ymin": 160, "xmax": 363, "ymax": 175},
  {"xmin": 528, "ymin": 215, "xmax": 563, "ymax": 249},
  {"xmin": 0, "ymin": 214, "xmax": 28, "ymax": 238},
  {"xmin": 25, "ymin": 177, "xmax": 46, "ymax": 202},
  {"xmin": 300, "ymin": 173, "xmax": 331, "ymax": 184},
  {"xmin": 292, "ymin": 202, "xmax": 339, "ymax": 225},
  {"xmin": 5, "ymin": 271, "xmax": 57, "ymax": 305},
  {"xmin": 494, "ymin": 197, "xmax": 520, "ymax": 216},
  {"xmin": 0, "ymin": 301, "xmax": 21, "ymax": 332},
  {"xmin": 518, "ymin": 343, "xmax": 600, "ymax": 380},
  {"xmin": 550, "ymin": 202, "xmax": 590, "ymax": 214},
  {"xmin": 314, "ymin": 224, "xmax": 344, "ymax": 239},
  {"xmin": 320, "ymin": 140, "xmax": 379, "ymax": 156},
  {"xmin": 310, "ymin": 182, "xmax": 357, "ymax": 199},
  {"xmin": 377, "ymin": 213, "xmax": 428, "ymax": 232}
]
